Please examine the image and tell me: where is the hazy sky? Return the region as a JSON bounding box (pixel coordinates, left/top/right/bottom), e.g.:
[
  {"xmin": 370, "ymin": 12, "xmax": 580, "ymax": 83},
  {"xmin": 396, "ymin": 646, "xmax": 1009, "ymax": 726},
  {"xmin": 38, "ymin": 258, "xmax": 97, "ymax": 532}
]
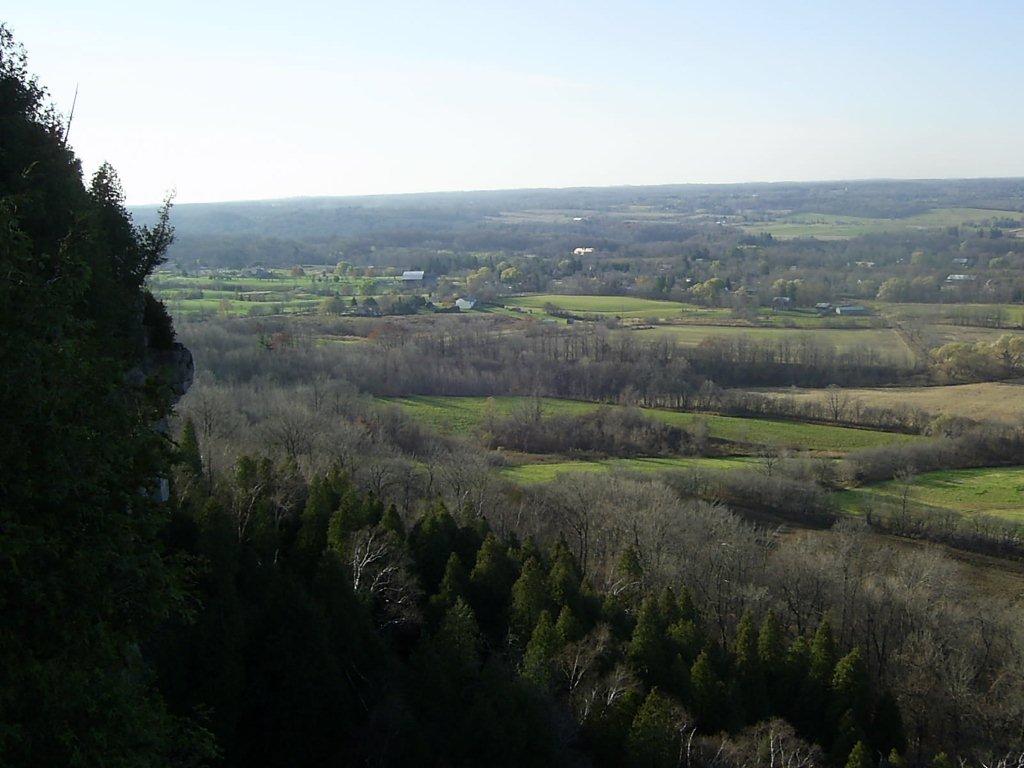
[{"xmin": 8, "ymin": 1, "xmax": 1024, "ymax": 204}]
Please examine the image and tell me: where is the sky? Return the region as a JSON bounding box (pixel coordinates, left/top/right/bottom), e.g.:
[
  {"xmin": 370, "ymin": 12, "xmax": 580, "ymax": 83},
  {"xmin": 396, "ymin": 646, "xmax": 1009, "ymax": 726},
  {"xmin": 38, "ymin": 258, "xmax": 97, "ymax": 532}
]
[{"xmin": 8, "ymin": 1, "xmax": 1024, "ymax": 204}]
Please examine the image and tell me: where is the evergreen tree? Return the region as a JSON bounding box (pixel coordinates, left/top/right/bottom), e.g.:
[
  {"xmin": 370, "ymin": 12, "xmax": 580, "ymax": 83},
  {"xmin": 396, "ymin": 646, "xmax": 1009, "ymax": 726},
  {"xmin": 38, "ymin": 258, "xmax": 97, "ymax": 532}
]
[
  {"xmin": 810, "ymin": 618, "xmax": 838, "ymax": 685},
  {"xmin": 888, "ymin": 748, "xmax": 908, "ymax": 768},
  {"xmin": 757, "ymin": 612, "xmax": 786, "ymax": 675},
  {"xmin": 871, "ymin": 690, "xmax": 907, "ymax": 756},
  {"xmin": 555, "ymin": 604, "xmax": 584, "ymax": 644},
  {"xmin": 932, "ymin": 753, "xmax": 955, "ymax": 768},
  {"xmin": 625, "ymin": 689, "xmax": 684, "ymax": 768},
  {"xmin": 469, "ymin": 533, "xmax": 517, "ymax": 635},
  {"xmin": 733, "ymin": 611, "xmax": 768, "ymax": 722},
  {"xmin": 832, "ymin": 647, "xmax": 871, "ymax": 726},
  {"xmin": 628, "ymin": 598, "xmax": 669, "ymax": 684},
  {"xmin": 510, "ymin": 557, "xmax": 549, "ymax": 637},
  {"xmin": 522, "ymin": 610, "xmax": 560, "ymax": 690},
  {"xmin": 429, "ymin": 552, "xmax": 469, "ymax": 618},
  {"xmin": 408, "ymin": 502, "xmax": 460, "ymax": 592},
  {"xmin": 548, "ymin": 544, "xmax": 583, "ymax": 610},
  {"xmin": 178, "ymin": 417, "xmax": 203, "ymax": 477},
  {"xmin": 845, "ymin": 740, "xmax": 874, "ymax": 768},
  {"xmin": 381, "ymin": 503, "xmax": 405, "ymax": 537},
  {"xmin": 0, "ymin": 26, "xmax": 213, "ymax": 764},
  {"xmin": 690, "ymin": 649, "xmax": 727, "ymax": 732}
]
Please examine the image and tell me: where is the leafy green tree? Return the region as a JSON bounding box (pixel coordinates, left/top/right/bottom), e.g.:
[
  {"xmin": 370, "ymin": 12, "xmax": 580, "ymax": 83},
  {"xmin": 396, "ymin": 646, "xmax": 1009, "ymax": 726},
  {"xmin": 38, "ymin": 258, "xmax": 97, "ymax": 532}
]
[
  {"xmin": 931, "ymin": 753, "xmax": 955, "ymax": 768},
  {"xmin": 625, "ymin": 689, "xmax": 685, "ymax": 768},
  {"xmin": 887, "ymin": 748, "xmax": 908, "ymax": 768}
]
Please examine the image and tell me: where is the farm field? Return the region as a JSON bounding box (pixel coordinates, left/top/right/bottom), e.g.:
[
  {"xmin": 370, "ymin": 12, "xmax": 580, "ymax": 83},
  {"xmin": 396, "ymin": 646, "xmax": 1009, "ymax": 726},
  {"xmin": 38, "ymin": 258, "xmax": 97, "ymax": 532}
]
[
  {"xmin": 630, "ymin": 325, "xmax": 914, "ymax": 361},
  {"xmin": 874, "ymin": 302, "xmax": 1024, "ymax": 327},
  {"xmin": 384, "ymin": 395, "xmax": 919, "ymax": 453},
  {"xmin": 740, "ymin": 207, "xmax": 1024, "ymax": 239},
  {"xmin": 503, "ymin": 294, "xmax": 724, "ymax": 320},
  {"xmin": 837, "ymin": 466, "xmax": 1024, "ymax": 522},
  {"xmin": 500, "ymin": 455, "xmax": 757, "ymax": 485},
  {"xmin": 751, "ymin": 380, "xmax": 1024, "ymax": 423},
  {"xmin": 148, "ymin": 268, "xmax": 399, "ymax": 319}
]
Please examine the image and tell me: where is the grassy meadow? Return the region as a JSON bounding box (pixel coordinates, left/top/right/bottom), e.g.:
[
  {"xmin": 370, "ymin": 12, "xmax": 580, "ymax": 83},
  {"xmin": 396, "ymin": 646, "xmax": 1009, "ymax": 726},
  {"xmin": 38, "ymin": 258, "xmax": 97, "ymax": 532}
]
[
  {"xmin": 751, "ymin": 380, "xmax": 1024, "ymax": 423},
  {"xmin": 837, "ymin": 466, "xmax": 1024, "ymax": 523},
  {"xmin": 740, "ymin": 207, "xmax": 1024, "ymax": 240},
  {"xmin": 384, "ymin": 395, "xmax": 920, "ymax": 453},
  {"xmin": 500, "ymin": 455, "xmax": 756, "ymax": 484}
]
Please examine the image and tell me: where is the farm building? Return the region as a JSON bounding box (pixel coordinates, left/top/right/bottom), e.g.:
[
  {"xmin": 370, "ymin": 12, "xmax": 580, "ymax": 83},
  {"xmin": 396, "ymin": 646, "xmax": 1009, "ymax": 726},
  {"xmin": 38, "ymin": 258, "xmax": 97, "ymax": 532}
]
[
  {"xmin": 945, "ymin": 273, "xmax": 976, "ymax": 283},
  {"xmin": 401, "ymin": 270, "xmax": 425, "ymax": 281},
  {"xmin": 455, "ymin": 297, "xmax": 476, "ymax": 311},
  {"xmin": 814, "ymin": 302, "xmax": 833, "ymax": 315},
  {"xmin": 771, "ymin": 296, "xmax": 793, "ymax": 310},
  {"xmin": 835, "ymin": 305, "xmax": 870, "ymax": 316},
  {"xmin": 572, "ymin": 247, "xmax": 595, "ymax": 256}
]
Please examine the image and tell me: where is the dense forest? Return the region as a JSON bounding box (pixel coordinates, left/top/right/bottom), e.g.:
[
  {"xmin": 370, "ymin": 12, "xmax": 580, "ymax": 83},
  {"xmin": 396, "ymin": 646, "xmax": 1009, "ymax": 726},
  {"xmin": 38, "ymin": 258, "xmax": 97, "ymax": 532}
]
[{"xmin": 5, "ymin": 24, "xmax": 1024, "ymax": 768}]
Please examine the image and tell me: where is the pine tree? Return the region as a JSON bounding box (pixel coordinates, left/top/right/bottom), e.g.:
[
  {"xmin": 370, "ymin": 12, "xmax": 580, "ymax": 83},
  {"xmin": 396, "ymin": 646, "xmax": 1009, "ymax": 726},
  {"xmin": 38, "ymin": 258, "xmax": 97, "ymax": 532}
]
[
  {"xmin": 810, "ymin": 618, "xmax": 837, "ymax": 685},
  {"xmin": 845, "ymin": 740, "xmax": 874, "ymax": 768},
  {"xmin": 429, "ymin": 552, "xmax": 469, "ymax": 618},
  {"xmin": 381, "ymin": 503, "xmax": 405, "ymax": 537},
  {"xmin": 548, "ymin": 547, "xmax": 582, "ymax": 610},
  {"xmin": 690, "ymin": 649, "xmax": 726, "ymax": 732},
  {"xmin": 832, "ymin": 647, "xmax": 871, "ymax": 726},
  {"xmin": 522, "ymin": 610, "xmax": 560, "ymax": 690},
  {"xmin": 757, "ymin": 612, "xmax": 786, "ymax": 673},
  {"xmin": 733, "ymin": 611, "xmax": 768, "ymax": 722},
  {"xmin": 871, "ymin": 690, "xmax": 907, "ymax": 756},
  {"xmin": 469, "ymin": 533, "xmax": 517, "ymax": 635},
  {"xmin": 555, "ymin": 604, "xmax": 583, "ymax": 644},
  {"xmin": 510, "ymin": 557, "xmax": 549, "ymax": 637},
  {"xmin": 887, "ymin": 748, "xmax": 908, "ymax": 768},
  {"xmin": 628, "ymin": 598, "xmax": 669, "ymax": 684},
  {"xmin": 408, "ymin": 502, "xmax": 460, "ymax": 592},
  {"xmin": 177, "ymin": 417, "xmax": 203, "ymax": 477},
  {"xmin": 625, "ymin": 689, "xmax": 684, "ymax": 768}
]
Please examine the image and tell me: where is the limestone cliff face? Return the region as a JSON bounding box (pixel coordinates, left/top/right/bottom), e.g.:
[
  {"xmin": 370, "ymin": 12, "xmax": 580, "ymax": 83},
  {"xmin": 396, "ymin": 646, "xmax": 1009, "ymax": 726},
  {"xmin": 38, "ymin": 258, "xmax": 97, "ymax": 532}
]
[{"xmin": 126, "ymin": 320, "xmax": 194, "ymax": 501}]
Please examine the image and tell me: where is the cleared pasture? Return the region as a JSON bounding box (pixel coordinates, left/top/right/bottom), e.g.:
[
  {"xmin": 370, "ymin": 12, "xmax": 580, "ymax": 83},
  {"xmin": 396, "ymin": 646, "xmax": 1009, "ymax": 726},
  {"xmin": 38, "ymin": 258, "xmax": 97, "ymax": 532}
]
[
  {"xmin": 751, "ymin": 380, "xmax": 1024, "ymax": 423},
  {"xmin": 385, "ymin": 395, "xmax": 919, "ymax": 453},
  {"xmin": 500, "ymin": 456, "xmax": 756, "ymax": 484},
  {"xmin": 740, "ymin": 207, "xmax": 1024, "ymax": 239},
  {"xmin": 837, "ymin": 466, "xmax": 1024, "ymax": 523},
  {"xmin": 503, "ymin": 294, "xmax": 719, "ymax": 319},
  {"xmin": 630, "ymin": 325, "xmax": 914, "ymax": 362}
]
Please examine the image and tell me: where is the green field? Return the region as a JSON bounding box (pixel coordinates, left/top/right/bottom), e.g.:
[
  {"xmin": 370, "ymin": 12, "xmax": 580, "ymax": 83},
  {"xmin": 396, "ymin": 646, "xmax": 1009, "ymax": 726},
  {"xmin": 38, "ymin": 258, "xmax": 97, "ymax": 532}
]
[
  {"xmin": 837, "ymin": 466, "xmax": 1024, "ymax": 522},
  {"xmin": 741, "ymin": 208, "xmax": 1023, "ymax": 240},
  {"xmin": 385, "ymin": 395, "xmax": 919, "ymax": 453},
  {"xmin": 148, "ymin": 269, "xmax": 400, "ymax": 319},
  {"xmin": 503, "ymin": 294, "xmax": 723, "ymax": 320},
  {"xmin": 630, "ymin": 325, "xmax": 913, "ymax": 362},
  {"xmin": 500, "ymin": 456, "xmax": 756, "ymax": 484}
]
